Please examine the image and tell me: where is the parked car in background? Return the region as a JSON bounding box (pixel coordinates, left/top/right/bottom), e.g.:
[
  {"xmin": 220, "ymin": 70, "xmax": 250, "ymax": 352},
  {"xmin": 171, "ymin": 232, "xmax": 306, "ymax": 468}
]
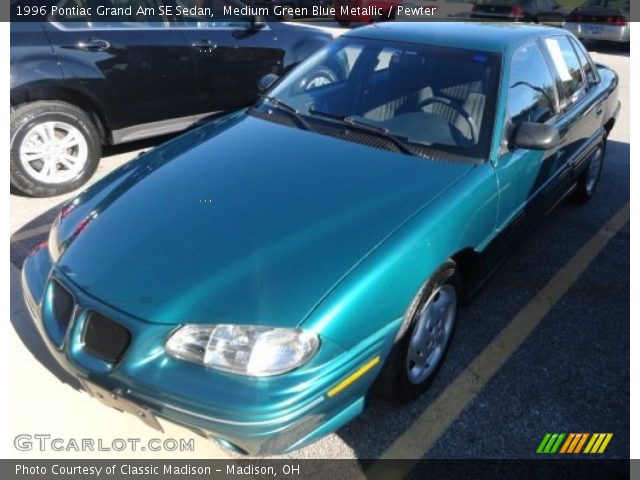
[
  {"xmin": 471, "ymin": 0, "xmax": 565, "ymax": 24},
  {"xmin": 333, "ymin": 0, "xmax": 401, "ymax": 25},
  {"xmin": 10, "ymin": 0, "xmax": 336, "ymax": 197},
  {"xmin": 23, "ymin": 23, "xmax": 619, "ymax": 456},
  {"xmin": 564, "ymin": 0, "xmax": 630, "ymax": 44}
]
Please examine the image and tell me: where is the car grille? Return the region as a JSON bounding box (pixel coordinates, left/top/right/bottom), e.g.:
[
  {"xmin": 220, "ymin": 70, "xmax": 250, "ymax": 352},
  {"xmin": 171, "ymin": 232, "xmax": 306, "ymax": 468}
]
[
  {"xmin": 52, "ymin": 280, "xmax": 74, "ymax": 332},
  {"xmin": 83, "ymin": 313, "xmax": 131, "ymax": 364}
]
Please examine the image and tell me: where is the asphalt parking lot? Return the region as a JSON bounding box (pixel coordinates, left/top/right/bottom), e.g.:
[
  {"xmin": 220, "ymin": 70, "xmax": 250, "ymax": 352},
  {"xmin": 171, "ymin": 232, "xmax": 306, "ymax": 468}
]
[{"xmin": 9, "ymin": 42, "xmax": 629, "ymax": 461}]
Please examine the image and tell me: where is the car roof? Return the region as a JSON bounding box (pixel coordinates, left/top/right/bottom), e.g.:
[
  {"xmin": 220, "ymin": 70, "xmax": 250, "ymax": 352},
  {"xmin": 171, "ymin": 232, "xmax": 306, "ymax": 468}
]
[{"xmin": 344, "ymin": 22, "xmax": 563, "ymax": 54}]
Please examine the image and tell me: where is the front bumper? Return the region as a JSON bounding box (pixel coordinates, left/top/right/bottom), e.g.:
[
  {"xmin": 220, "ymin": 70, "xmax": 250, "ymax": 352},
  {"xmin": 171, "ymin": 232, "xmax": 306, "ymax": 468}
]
[
  {"xmin": 564, "ymin": 22, "xmax": 630, "ymax": 43},
  {"xmin": 21, "ymin": 247, "xmax": 395, "ymax": 455}
]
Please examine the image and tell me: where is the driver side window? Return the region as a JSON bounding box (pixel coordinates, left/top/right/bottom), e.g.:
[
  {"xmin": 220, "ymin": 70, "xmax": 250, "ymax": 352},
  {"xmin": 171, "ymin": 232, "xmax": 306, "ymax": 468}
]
[{"xmin": 506, "ymin": 42, "xmax": 557, "ymax": 128}]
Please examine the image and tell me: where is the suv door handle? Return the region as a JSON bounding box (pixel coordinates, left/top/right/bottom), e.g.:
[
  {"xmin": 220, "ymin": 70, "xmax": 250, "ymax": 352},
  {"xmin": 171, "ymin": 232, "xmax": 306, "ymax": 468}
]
[
  {"xmin": 192, "ymin": 39, "xmax": 217, "ymax": 49},
  {"xmin": 76, "ymin": 39, "xmax": 111, "ymax": 51}
]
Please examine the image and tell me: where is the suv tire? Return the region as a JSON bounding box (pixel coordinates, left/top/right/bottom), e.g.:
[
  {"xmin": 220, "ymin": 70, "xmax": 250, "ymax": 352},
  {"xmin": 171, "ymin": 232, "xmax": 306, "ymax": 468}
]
[{"xmin": 11, "ymin": 101, "xmax": 101, "ymax": 197}]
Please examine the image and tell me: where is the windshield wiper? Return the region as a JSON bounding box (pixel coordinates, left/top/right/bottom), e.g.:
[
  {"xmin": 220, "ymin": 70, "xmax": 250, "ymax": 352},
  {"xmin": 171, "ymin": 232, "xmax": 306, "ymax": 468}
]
[
  {"xmin": 308, "ymin": 108, "xmax": 414, "ymax": 156},
  {"xmin": 261, "ymin": 96, "xmax": 311, "ymax": 131}
]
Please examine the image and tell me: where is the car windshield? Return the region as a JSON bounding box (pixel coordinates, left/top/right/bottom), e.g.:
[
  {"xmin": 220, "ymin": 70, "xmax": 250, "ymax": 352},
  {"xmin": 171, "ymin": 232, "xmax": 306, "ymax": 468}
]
[{"xmin": 257, "ymin": 37, "xmax": 501, "ymax": 160}]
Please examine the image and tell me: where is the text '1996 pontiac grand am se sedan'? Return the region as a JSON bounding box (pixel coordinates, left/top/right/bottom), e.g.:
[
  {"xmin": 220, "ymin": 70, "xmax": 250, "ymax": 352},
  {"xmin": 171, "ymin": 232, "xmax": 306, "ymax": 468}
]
[{"xmin": 22, "ymin": 22, "xmax": 620, "ymax": 456}]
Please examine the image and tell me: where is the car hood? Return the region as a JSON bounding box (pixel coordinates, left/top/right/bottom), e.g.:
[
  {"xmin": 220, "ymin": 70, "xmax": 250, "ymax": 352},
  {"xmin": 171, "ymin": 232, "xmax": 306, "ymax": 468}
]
[{"xmin": 57, "ymin": 113, "xmax": 474, "ymax": 327}]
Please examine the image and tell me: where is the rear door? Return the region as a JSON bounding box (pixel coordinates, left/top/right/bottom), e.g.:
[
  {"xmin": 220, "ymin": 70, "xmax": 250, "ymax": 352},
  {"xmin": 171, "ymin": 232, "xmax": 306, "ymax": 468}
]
[
  {"xmin": 540, "ymin": 35, "xmax": 603, "ymax": 174},
  {"xmin": 44, "ymin": 0, "xmax": 198, "ymax": 139},
  {"xmin": 167, "ymin": 0, "xmax": 283, "ymax": 113}
]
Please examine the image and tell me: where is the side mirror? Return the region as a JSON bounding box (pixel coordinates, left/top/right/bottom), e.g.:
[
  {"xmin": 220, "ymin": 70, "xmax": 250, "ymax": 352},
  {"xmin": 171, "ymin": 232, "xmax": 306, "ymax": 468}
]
[
  {"xmin": 512, "ymin": 122, "xmax": 561, "ymax": 150},
  {"xmin": 251, "ymin": 15, "xmax": 267, "ymax": 29},
  {"xmin": 258, "ymin": 73, "xmax": 280, "ymax": 93}
]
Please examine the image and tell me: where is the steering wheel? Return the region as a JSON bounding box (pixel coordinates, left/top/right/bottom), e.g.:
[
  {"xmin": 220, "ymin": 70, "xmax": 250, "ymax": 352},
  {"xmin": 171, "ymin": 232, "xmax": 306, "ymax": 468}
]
[{"xmin": 417, "ymin": 96, "xmax": 479, "ymax": 147}]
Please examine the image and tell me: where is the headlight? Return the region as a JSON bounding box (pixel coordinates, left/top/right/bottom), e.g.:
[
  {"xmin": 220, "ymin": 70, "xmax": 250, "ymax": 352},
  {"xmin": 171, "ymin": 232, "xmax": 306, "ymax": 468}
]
[{"xmin": 165, "ymin": 324, "xmax": 320, "ymax": 376}]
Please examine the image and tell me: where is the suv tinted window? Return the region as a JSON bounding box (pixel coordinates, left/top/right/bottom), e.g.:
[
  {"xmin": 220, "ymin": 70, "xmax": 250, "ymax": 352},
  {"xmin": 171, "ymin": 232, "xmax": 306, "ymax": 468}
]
[
  {"xmin": 543, "ymin": 36, "xmax": 585, "ymax": 107},
  {"xmin": 506, "ymin": 42, "xmax": 557, "ymax": 127}
]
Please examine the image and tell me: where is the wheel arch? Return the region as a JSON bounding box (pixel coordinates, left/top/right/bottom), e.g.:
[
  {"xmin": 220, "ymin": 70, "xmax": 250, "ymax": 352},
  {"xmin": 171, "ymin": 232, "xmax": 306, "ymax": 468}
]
[
  {"xmin": 450, "ymin": 247, "xmax": 484, "ymax": 301},
  {"xmin": 11, "ymin": 86, "xmax": 110, "ymax": 145}
]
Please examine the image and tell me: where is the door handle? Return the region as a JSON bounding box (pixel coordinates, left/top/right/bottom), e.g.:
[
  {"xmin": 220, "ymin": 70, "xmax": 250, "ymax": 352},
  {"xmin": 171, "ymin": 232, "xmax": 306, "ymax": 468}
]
[
  {"xmin": 192, "ymin": 40, "xmax": 217, "ymax": 50},
  {"xmin": 596, "ymin": 105, "xmax": 604, "ymax": 116},
  {"xmin": 76, "ymin": 39, "xmax": 111, "ymax": 51}
]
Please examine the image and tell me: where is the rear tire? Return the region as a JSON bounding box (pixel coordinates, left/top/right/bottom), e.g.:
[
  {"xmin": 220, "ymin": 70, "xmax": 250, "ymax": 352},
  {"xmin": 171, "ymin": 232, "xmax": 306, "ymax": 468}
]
[
  {"xmin": 572, "ymin": 136, "xmax": 606, "ymax": 204},
  {"xmin": 373, "ymin": 261, "xmax": 461, "ymax": 403},
  {"xmin": 10, "ymin": 101, "xmax": 101, "ymax": 197}
]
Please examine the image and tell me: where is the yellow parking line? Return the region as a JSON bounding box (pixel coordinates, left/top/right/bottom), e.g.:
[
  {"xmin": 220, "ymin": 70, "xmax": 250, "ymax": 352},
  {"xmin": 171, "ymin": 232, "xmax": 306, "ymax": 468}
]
[
  {"xmin": 10, "ymin": 224, "xmax": 51, "ymax": 243},
  {"xmin": 367, "ymin": 202, "xmax": 629, "ymax": 475}
]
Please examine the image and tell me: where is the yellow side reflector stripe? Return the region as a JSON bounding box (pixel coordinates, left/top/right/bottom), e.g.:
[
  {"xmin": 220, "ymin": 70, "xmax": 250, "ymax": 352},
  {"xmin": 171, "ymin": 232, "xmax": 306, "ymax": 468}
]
[{"xmin": 327, "ymin": 356, "xmax": 381, "ymax": 398}]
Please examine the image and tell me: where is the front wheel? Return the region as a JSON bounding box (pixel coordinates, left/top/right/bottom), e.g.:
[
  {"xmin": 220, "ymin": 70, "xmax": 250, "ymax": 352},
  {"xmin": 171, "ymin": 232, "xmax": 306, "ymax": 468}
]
[
  {"xmin": 573, "ymin": 137, "xmax": 606, "ymax": 203},
  {"xmin": 373, "ymin": 261, "xmax": 461, "ymax": 403},
  {"xmin": 10, "ymin": 101, "xmax": 101, "ymax": 197}
]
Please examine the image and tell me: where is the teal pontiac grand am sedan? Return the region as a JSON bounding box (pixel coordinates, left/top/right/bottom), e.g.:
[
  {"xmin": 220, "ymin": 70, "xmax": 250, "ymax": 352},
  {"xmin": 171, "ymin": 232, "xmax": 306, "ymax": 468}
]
[{"xmin": 22, "ymin": 22, "xmax": 620, "ymax": 455}]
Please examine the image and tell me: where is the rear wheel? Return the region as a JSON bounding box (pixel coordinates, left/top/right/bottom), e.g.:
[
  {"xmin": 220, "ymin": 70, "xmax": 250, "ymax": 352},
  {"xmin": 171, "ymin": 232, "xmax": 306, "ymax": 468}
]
[
  {"xmin": 10, "ymin": 101, "xmax": 101, "ymax": 197},
  {"xmin": 373, "ymin": 261, "xmax": 461, "ymax": 403},
  {"xmin": 573, "ymin": 137, "xmax": 606, "ymax": 203}
]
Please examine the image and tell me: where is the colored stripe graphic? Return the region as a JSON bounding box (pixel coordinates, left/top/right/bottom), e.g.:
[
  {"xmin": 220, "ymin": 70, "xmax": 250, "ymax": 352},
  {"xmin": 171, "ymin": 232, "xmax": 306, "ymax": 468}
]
[
  {"xmin": 597, "ymin": 434, "xmax": 613, "ymax": 453},
  {"xmin": 536, "ymin": 434, "xmax": 551, "ymax": 453},
  {"xmin": 560, "ymin": 433, "xmax": 575, "ymax": 453},
  {"xmin": 538, "ymin": 433, "xmax": 613, "ymax": 454},
  {"xmin": 573, "ymin": 434, "xmax": 588, "ymax": 453},
  {"xmin": 550, "ymin": 433, "xmax": 565, "ymax": 453}
]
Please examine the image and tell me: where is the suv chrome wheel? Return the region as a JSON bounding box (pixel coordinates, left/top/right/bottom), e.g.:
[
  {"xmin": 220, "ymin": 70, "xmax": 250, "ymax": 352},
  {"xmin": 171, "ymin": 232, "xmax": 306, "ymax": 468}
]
[{"xmin": 19, "ymin": 121, "xmax": 89, "ymax": 185}]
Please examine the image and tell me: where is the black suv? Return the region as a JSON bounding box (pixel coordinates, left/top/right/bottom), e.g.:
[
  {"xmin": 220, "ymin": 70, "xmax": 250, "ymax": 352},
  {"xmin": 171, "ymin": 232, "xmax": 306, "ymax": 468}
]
[{"xmin": 10, "ymin": 0, "xmax": 337, "ymax": 197}]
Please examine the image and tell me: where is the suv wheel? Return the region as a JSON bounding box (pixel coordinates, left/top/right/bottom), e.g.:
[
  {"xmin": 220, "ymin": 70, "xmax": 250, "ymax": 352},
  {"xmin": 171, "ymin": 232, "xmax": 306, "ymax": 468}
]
[{"xmin": 11, "ymin": 101, "xmax": 101, "ymax": 197}]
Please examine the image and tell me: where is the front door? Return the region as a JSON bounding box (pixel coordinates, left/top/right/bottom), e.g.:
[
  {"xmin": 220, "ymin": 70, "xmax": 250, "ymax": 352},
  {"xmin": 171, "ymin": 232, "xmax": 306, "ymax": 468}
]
[
  {"xmin": 44, "ymin": 0, "xmax": 198, "ymax": 135},
  {"xmin": 494, "ymin": 40, "xmax": 565, "ymax": 233}
]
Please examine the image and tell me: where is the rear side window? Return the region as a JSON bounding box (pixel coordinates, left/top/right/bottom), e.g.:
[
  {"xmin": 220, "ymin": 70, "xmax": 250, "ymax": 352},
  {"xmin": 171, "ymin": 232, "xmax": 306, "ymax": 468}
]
[
  {"xmin": 506, "ymin": 42, "xmax": 557, "ymax": 127},
  {"xmin": 570, "ymin": 37, "xmax": 598, "ymax": 85},
  {"xmin": 543, "ymin": 36, "xmax": 585, "ymax": 108}
]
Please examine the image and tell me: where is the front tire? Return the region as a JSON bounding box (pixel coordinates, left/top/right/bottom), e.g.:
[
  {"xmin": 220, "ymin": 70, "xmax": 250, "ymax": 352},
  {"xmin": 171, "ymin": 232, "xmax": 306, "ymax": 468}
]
[
  {"xmin": 373, "ymin": 261, "xmax": 461, "ymax": 403},
  {"xmin": 10, "ymin": 101, "xmax": 101, "ymax": 197},
  {"xmin": 573, "ymin": 136, "xmax": 606, "ymax": 204}
]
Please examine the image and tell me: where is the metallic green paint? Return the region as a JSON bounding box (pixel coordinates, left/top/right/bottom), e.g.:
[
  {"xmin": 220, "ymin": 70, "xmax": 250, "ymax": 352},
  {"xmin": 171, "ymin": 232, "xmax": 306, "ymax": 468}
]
[{"xmin": 21, "ymin": 22, "xmax": 619, "ymax": 455}]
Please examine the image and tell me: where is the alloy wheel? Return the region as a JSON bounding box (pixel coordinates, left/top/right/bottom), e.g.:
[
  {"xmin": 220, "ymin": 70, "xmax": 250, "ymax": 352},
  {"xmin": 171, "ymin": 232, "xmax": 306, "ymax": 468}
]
[{"xmin": 19, "ymin": 121, "xmax": 89, "ymax": 185}]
